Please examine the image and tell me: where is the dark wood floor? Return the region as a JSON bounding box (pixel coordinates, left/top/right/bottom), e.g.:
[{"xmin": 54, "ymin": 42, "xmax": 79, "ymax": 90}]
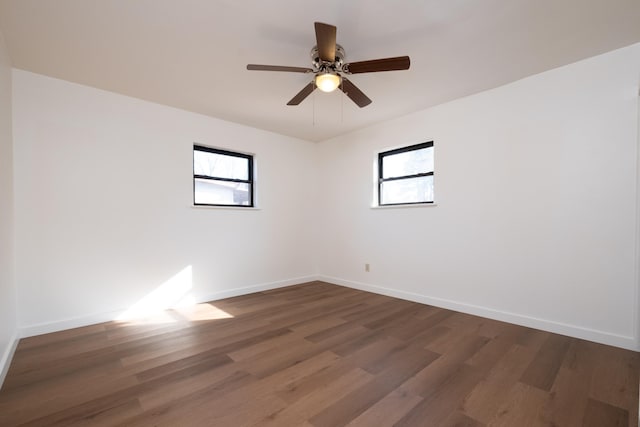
[{"xmin": 0, "ymin": 281, "xmax": 638, "ymax": 426}]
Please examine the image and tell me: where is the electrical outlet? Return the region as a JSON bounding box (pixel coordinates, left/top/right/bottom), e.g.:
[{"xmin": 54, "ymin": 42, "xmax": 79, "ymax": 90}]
[{"xmin": 365, "ymin": 263, "xmax": 370, "ymax": 272}]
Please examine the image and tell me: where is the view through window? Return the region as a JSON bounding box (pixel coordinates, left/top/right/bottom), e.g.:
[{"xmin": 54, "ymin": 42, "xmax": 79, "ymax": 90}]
[{"xmin": 193, "ymin": 145, "xmax": 254, "ymax": 207}]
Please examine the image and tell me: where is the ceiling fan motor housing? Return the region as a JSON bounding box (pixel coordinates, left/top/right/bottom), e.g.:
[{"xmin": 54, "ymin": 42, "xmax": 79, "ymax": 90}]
[{"xmin": 311, "ymin": 44, "xmax": 345, "ymax": 73}]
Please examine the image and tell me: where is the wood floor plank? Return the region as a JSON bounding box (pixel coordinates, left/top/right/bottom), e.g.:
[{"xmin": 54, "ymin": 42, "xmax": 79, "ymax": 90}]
[
  {"xmin": 136, "ymin": 363, "xmax": 243, "ymax": 410},
  {"xmin": 516, "ymin": 327, "xmax": 551, "ymax": 350},
  {"xmin": 345, "ymin": 389, "xmax": 423, "ymax": 427},
  {"xmin": 465, "ymin": 325, "xmax": 526, "ymax": 370},
  {"xmin": 309, "ymin": 343, "xmax": 437, "ymax": 427},
  {"xmin": 146, "ymin": 352, "xmax": 346, "ymax": 426},
  {"xmin": 362, "ymin": 302, "xmax": 422, "ymax": 330},
  {"xmin": 440, "ymin": 411, "xmax": 485, "ymax": 427},
  {"xmin": 394, "ymin": 363, "xmax": 486, "ymax": 426},
  {"xmin": 134, "ymin": 351, "xmax": 232, "ymax": 382},
  {"xmin": 119, "ymin": 369, "xmax": 257, "ymax": 426},
  {"xmin": 274, "ymin": 356, "xmax": 358, "ymax": 404},
  {"xmin": 118, "ymin": 320, "xmax": 276, "ymax": 368},
  {"xmin": 588, "ymin": 342, "xmax": 640, "ymax": 414},
  {"xmin": 359, "ymin": 340, "xmax": 439, "ymax": 375},
  {"xmin": 341, "ymin": 335, "xmax": 409, "ymax": 373},
  {"xmin": 330, "ymin": 328, "xmax": 387, "ymax": 357},
  {"xmin": 486, "ymin": 382, "xmax": 550, "ymax": 426},
  {"xmin": 287, "ymin": 315, "xmax": 347, "ymax": 336},
  {"xmin": 408, "ymin": 324, "xmax": 452, "ymax": 348},
  {"xmin": 304, "ymin": 319, "xmax": 365, "ymax": 343},
  {"xmin": 582, "ymin": 398, "xmax": 629, "ymax": 427},
  {"xmin": 227, "ymin": 329, "xmax": 301, "ymax": 361},
  {"xmin": 256, "ymin": 350, "xmax": 344, "ymax": 398},
  {"xmin": 0, "ymin": 363, "xmax": 140, "ymax": 424},
  {"xmin": 254, "ymin": 366, "xmax": 373, "ymax": 426},
  {"xmin": 341, "ymin": 298, "xmax": 417, "ymax": 324},
  {"xmin": 53, "ymin": 399, "xmax": 143, "ymax": 427},
  {"xmin": 519, "ymin": 333, "xmax": 573, "ymax": 391},
  {"xmin": 461, "ymin": 344, "xmax": 538, "ymax": 424},
  {"xmin": 240, "ymin": 338, "xmax": 320, "ymax": 378},
  {"xmin": 0, "ymin": 281, "xmax": 637, "ymax": 427},
  {"xmin": 544, "ymin": 366, "xmax": 591, "ymax": 427},
  {"xmin": 410, "ymin": 308, "xmax": 454, "ymax": 332},
  {"xmin": 425, "ymin": 328, "xmax": 490, "ymax": 359}
]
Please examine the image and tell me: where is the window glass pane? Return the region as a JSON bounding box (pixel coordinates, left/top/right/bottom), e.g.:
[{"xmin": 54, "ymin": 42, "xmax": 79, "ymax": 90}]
[
  {"xmin": 194, "ymin": 150, "xmax": 249, "ymax": 180},
  {"xmin": 382, "ymin": 146, "xmax": 433, "ymax": 179},
  {"xmin": 380, "ymin": 176, "xmax": 434, "ymax": 205},
  {"xmin": 194, "ymin": 178, "xmax": 251, "ymax": 206}
]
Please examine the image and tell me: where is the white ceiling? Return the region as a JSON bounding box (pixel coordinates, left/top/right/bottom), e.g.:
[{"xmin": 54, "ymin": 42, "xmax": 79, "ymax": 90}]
[{"xmin": 1, "ymin": 0, "xmax": 639, "ymax": 142}]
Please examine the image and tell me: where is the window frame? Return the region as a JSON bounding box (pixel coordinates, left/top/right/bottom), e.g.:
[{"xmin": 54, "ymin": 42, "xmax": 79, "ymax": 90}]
[
  {"xmin": 377, "ymin": 141, "xmax": 434, "ymax": 207},
  {"xmin": 193, "ymin": 144, "xmax": 254, "ymax": 208}
]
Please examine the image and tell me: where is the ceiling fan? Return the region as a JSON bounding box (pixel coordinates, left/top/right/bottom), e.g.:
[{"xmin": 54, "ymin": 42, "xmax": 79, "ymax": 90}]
[{"xmin": 246, "ymin": 22, "xmax": 411, "ymax": 108}]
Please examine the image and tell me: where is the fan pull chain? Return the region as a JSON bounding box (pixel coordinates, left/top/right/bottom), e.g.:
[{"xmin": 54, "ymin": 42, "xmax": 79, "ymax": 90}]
[
  {"xmin": 312, "ymin": 87, "xmax": 316, "ymax": 126},
  {"xmin": 341, "ymin": 80, "xmax": 344, "ymax": 124}
]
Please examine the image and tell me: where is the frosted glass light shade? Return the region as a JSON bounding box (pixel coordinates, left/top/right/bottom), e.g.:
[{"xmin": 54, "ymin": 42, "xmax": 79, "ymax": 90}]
[{"xmin": 315, "ymin": 73, "xmax": 341, "ymax": 92}]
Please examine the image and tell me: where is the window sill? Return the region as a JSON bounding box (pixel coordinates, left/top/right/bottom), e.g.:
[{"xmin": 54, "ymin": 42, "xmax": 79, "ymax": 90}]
[
  {"xmin": 191, "ymin": 205, "xmax": 261, "ymax": 211},
  {"xmin": 371, "ymin": 203, "xmax": 437, "ymax": 210}
]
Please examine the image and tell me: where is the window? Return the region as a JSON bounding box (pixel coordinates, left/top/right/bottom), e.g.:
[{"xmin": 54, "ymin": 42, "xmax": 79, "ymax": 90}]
[
  {"xmin": 378, "ymin": 141, "xmax": 434, "ymax": 206},
  {"xmin": 193, "ymin": 145, "xmax": 254, "ymax": 207}
]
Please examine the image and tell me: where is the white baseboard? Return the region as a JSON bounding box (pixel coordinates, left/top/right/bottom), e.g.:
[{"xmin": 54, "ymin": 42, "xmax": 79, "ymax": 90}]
[
  {"xmin": 20, "ymin": 275, "xmax": 320, "ymax": 338},
  {"xmin": 20, "ymin": 309, "xmax": 125, "ymax": 338},
  {"xmin": 319, "ymin": 275, "xmax": 638, "ymax": 351},
  {"xmin": 0, "ymin": 331, "xmax": 19, "ymax": 390}
]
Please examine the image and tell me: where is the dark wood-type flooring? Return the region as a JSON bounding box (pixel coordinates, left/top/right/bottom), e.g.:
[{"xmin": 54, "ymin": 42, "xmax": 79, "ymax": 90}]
[{"xmin": 0, "ymin": 281, "xmax": 638, "ymax": 426}]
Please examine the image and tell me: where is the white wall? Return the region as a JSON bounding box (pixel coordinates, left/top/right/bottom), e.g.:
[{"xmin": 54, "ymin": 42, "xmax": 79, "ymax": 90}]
[
  {"xmin": 317, "ymin": 43, "xmax": 640, "ymax": 350},
  {"xmin": 12, "ymin": 70, "xmax": 318, "ymax": 334},
  {"xmin": 0, "ymin": 29, "xmax": 17, "ymax": 385}
]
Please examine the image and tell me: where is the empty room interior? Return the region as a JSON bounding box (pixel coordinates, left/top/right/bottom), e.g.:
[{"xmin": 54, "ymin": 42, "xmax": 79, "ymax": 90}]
[{"xmin": 2, "ymin": 1, "xmax": 640, "ymax": 426}]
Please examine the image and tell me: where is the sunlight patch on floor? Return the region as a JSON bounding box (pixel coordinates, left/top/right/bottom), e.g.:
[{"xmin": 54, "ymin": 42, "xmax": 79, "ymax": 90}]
[
  {"xmin": 114, "ymin": 266, "xmax": 234, "ymax": 324},
  {"xmin": 174, "ymin": 302, "xmax": 234, "ymax": 321}
]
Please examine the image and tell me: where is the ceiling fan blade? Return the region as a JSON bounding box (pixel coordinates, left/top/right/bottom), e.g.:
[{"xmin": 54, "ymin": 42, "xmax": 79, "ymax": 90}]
[
  {"xmin": 315, "ymin": 22, "xmax": 336, "ymax": 62},
  {"xmin": 247, "ymin": 64, "xmax": 313, "ymax": 73},
  {"xmin": 287, "ymin": 82, "xmax": 316, "ymax": 105},
  {"xmin": 343, "ymin": 56, "xmax": 410, "ymax": 74},
  {"xmin": 340, "ymin": 78, "xmax": 372, "ymax": 108}
]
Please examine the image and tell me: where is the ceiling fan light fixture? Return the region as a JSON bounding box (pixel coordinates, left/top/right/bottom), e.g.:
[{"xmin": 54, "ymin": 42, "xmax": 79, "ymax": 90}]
[{"xmin": 315, "ymin": 72, "xmax": 341, "ymax": 92}]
